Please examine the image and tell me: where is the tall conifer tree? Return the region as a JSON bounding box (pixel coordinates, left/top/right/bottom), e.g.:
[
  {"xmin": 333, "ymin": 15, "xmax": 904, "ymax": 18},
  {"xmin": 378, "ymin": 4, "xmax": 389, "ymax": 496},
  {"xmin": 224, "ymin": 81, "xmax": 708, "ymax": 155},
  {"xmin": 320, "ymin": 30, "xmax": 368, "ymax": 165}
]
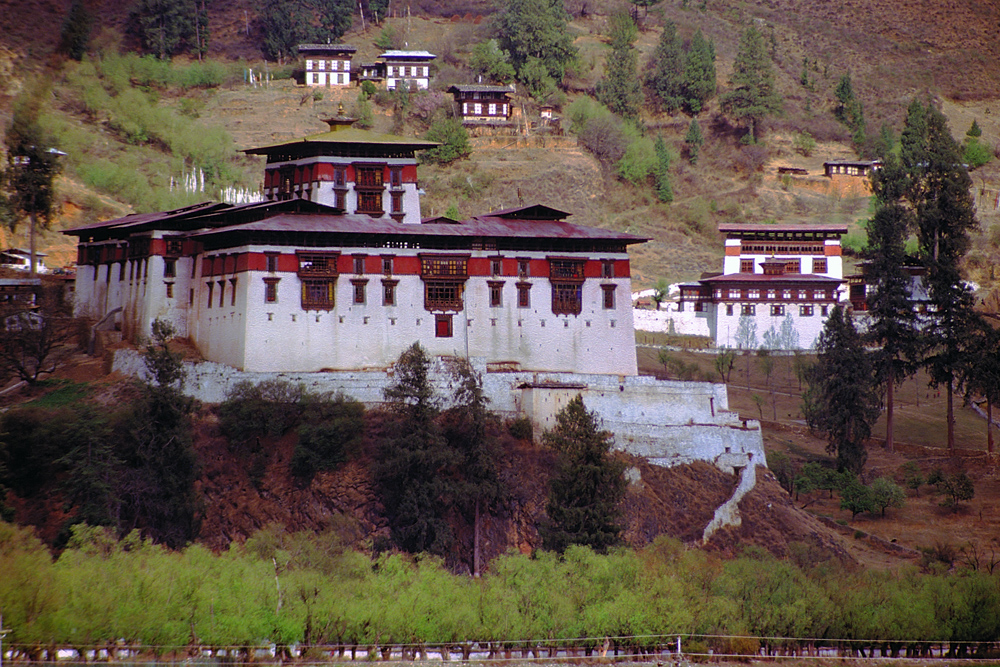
[
  {"xmin": 804, "ymin": 305, "xmax": 880, "ymax": 473},
  {"xmin": 721, "ymin": 25, "xmax": 782, "ymax": 142},
  {"xmin": 900, "ymin": 100, "xmax": 981, "ymax": 451},
  {"xmin": 596, "ymin": 12, "xmax": 642, "ymax": 119},
  {"xmin": 864, "ymin": 155, "xmax": 920, "ymax": 452}
]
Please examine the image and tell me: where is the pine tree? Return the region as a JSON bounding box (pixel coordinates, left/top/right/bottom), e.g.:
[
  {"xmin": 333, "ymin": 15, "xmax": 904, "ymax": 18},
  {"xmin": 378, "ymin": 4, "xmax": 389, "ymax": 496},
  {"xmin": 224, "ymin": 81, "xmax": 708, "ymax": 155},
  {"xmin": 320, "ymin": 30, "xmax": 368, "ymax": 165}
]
[
  {"xmin": 720, "ymin": 25, "xmax": 782, "ymax": 143},
  {"xmin": 58, "ymin": 0, "xmax": 93, "ymax": 60},
  {"xmin": 864, "ymin": 155, "xmax": 921, "ymax": 452},
  {"xmin": 596, "ymin": 12, "xmax": 643, "ymax": 119},
  {"xmin": 681, "ymin": 29, "xmax": 716, "ymax": 114},
  {"xmin": 540, "ymin": 395, "xmax": 625, "ymax": 553},
  {"xmin": 804, "ymin": 305, "xmax": 880, "ymax": 473},
  {"xmin": 495, "ymin": 0, "xmax": 577, "ymax": 85},
  {"xmin": 644, "ymin": 20, "xmax": 685, "ymax": 113},
  {"xmin": 653, "ymin": 135, "xmax": 673, "ymax": 202},
  {"xmin": 901, "ymin": 100, "xmax": 981, "ymax": 452},
  {"xmin": 684, "ymin": 118, "xmax": 703, "ymax": 164},
  {"xmin": 375, "ymin": 343, "xmax": 459, "ymax": 555},
  {"xmin": 3, "ymin": 89, "xmax": 62, "ymax": 278},
  {"xmin": 133, "ymin": 0, "xmax": 194, "ymax": 59}
]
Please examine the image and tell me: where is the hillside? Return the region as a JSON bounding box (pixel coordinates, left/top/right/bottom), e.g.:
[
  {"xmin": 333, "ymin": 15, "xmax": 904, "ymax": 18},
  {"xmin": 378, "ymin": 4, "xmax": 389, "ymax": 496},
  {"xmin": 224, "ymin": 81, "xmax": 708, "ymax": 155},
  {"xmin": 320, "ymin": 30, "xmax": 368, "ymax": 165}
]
[{"xmin": 1, "ymin": 1, "xmax": 999, "ymax": 288}]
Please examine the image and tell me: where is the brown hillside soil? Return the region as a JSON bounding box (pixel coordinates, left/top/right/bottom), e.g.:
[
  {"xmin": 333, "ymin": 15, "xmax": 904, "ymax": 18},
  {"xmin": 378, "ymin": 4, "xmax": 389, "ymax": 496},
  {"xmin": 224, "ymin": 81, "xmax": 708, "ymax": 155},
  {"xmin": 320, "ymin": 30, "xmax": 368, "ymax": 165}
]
[{"xmin": 638, "ymin": 346, "xmax": 1000, "ymax": 567}]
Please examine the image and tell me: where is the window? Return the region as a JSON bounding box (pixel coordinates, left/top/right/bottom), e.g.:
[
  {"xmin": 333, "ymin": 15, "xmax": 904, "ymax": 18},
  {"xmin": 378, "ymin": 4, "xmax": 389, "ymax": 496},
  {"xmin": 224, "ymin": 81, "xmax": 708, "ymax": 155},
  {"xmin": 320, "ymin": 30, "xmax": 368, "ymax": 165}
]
[
  {"xmin": 728, "ymin": 288, "xmax": 740, "ymax": 299},
  {"xmin": 771, "ymin": 304, "xmax": 785, "ymax": 316},
  {"xmin": 726, "ymin": 304, "xmax": 734, "ymax": 316},
  {"xmin": 264, "ymin": 278, "xmax": 279, "ymax": 303},
  {"xmin": 488, "ymin": 281, "xmax": 503, "ymax": 307},
  {"xmin": 382, "ymin": 256, "xmax": 393, "ymax": 275},
  {"xmin": 166, "ymin": 239, "xmax": 183, "ymax": 256},
  {"xmin": 335, "ymin": 189, "xmax": 346, "ymax": 210},
  {"xmin": 334, "ymin": 167, "xmax": 345, "ymax": 186},
  {"xmin": 517, "ymin": 282, "xmax": 531, "ymax": 308},
  {"xmin": 488, "ymin": 103, "xmax": 496, "ymax": 115},
  {"xmin": 266, "ymin": 253, "xmax": 278, "ymax": 273},
  {"xmin": 425, "ymin": 281, "xmax": 464, "ymax": 310},
  {"xmin": 352, "ymin": 279, "xmax": 368, "ymax": 304},
  {"xmin": 298, "ymin": 252, "xmax": 339, "ymax": 276},
  {"xmin": 740, "ymin": 259, "xmax": 755, "ymax": 273},
  {"xmin": 821, "ymin": 305, "xmax": 829, "ymax": 316},
  {"xmin": 799, "ymin": 305, "xmax": 813, "ymax": 316},
  {"xmin": 812, "ymin": 258, "xmax": 828, "ymax": 273},
  {"xmin": 518, "ymin": 259, "xmax": 529, "ymax": 277},
  {"xmin": 749, "ymin": 288, "xmax": 760, "ymax": 299},
  {"xmin": 358, "ymin": 191, "xmax": 382, "ymax": 214},
  {"xmin": 207, "ymin": 282, "xmax": 214, "ymax": 308},
  {"xmin": 602, "ymin": 284, "xmax": 616, "ymax": 309},
  {"xmin": 390, "ymin": 167, "xmax": 402, "ymax": 187},
  {"xmin": 602, "ymin": 260, "xmax": 614, "ymax": 278},
  {"xmin": 189, "ymin": 288, "xmax": 194, "ymax": 306},
  {"xmin": 741, "ymin": 304, "xmax": 756, "ymax": 316},
  {"xmin": 353, "ymin": 256, "xmax": 366, "ymax": 274},
  {"xmin": 165, "ymin": 282, "xmax": 174, "ymax": 299},
  {"xmin": 230, "ymin": 279, "xmax": 237, "ymax": 306},
  {"xmin": 549, "ymin": 258, "xmax": 585, "ymax": 280},
  {"xmin": 302, "ymin": 279, "xmax": 335, "ymax": 310},
  {"xmin": 782, "ymin": 289, "xmax": 792, "ymax": 300},
  {"xmin": 435, "ymin": 314, "xmax": 453, "ymax": 338},
  {"xmin": 382, "ymin": 279, "xmax": 397, "ymax": 305},
  {"xmin": 421, "ymin": 256, "xmax": 468, "ymax": 277},
  {"xmin": 119, "ymin": 262, "xmax": 126, "ymax": 281},
  {"xmin": 356, "ymin": 165, "xmax": 383, "ymax": 187},
  {"xmin": 391, "ymin": 192, "xmax": 403, "ymax": 214},
  {"xmin": 694, "ymin": 301, "xmax": 704, "ymax": 312},
  {"xmin": 812, "ymin": 289, "xmax": 824, "ymax": 300},
  {"xmin": 785, "ymin": 259, "xmax": 801, "ymax": 273},
  {"xmin": 491, "ymin": 258, "xmax": 502, "ymax": 276},
  {"xmin": 551, "ymin": 283, "xmax": 582, "ymax": 315}
]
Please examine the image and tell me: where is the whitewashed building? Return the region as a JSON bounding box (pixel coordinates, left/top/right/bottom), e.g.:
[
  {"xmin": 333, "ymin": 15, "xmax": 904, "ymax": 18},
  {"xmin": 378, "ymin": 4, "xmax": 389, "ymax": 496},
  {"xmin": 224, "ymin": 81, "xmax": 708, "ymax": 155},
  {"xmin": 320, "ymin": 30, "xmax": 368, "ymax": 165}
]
[
  {"xmin": 299, "ymin": 44, "xmax": 356, "ymax": 87},
  {"xmin": 661, "ymin": 223, "xmax": 847, "ymax": 350},
  {"xmin": 380, "ymin": 50, "xmax": 435, "ymax": 90}
]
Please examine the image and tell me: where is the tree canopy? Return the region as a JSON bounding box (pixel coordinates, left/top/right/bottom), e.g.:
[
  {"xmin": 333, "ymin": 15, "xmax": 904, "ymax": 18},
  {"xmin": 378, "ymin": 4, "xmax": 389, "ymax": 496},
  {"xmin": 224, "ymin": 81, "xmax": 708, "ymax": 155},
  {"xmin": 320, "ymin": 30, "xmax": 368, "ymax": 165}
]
[
  {"xmin": 541, "ymin": 395, "xmax": 626, "ymax": 553},
  {"xmin": 804, "ymin": 305, "xmax": 880, "ymax": 473},
  {"xmin": 494, "ymin": 0, "xmax": 577, "ymax": 97},
  {"xmin": 720, "ymin": 25, "xmax": 781, "ymax": 142}
]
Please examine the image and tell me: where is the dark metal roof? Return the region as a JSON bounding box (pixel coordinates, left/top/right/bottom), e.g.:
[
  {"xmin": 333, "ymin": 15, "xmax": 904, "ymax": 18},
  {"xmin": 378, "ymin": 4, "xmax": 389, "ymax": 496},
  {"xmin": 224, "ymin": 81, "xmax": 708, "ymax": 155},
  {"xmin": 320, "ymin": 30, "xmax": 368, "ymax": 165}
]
[
  {"xmin": 718, "ymin": 223, "xmax": 848, "ymax": 234},
  {"xmin": 191, "ymin": 210, "xmax": 645, "ymax": 245},
  {"xmin": 701, "ymin": 273, "xmax": 843, "ymax": 284},
  {"xmin": 297, "ymin": 44, "xmax": 357, "ymax": 53},
  {"xmin": 475, "ymin": 204, "xmax": 570, "ymax": 221},
  {"xmin": 447, "ymin": 85, "xmax": 513, "ymax": 94},
  {"xmin": 63, "ymin": 202, "xmax": 231, "ymax": 236},
  {"xmin": 243, "ymin": 126, "xmax": 438, "ymax": 155}
]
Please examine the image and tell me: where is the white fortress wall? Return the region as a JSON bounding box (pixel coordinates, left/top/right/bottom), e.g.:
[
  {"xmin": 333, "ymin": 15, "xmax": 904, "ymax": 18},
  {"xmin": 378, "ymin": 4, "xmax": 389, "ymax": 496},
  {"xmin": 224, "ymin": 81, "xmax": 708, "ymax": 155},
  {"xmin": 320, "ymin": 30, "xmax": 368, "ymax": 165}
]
[{"xmin": 111, "ymin": 351, "xmax": 765, "ymax": 472}]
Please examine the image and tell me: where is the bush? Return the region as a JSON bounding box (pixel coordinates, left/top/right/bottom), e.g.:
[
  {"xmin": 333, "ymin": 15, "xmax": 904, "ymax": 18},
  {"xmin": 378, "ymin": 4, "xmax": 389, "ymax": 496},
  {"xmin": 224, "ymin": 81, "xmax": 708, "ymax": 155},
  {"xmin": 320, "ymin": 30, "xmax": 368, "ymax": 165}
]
[
  {"xmin": 420, "ymin": 118, "xmax": 471, "ymax": 165},
  {"xmin": 291, "ymin": 393, "xmax": 365, "ymax": 481},
  {"xmin": 218, "ymin": 380, "xmax": 303, "ymax": 447},
  {"xmin": 578, "ymin": 113, "xmax": 627, "ymax": 167},
  {"xmin": 793, "ymin": 131, "xmax": 816, "ymax": 156},
  {"xmin": 507, "ymin": 416, "xmax": 533, "ymax": 441}
]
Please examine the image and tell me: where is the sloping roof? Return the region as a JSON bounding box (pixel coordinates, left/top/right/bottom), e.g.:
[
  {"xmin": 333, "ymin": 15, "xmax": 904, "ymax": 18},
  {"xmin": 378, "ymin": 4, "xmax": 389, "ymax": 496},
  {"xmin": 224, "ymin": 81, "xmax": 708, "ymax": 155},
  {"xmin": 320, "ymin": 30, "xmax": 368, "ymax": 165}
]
[
  {"xmin": 448, "ymin": 84, "xmax": 513, "ymax": 94},
  {"xmin": 718, "ymin": 223, "xmax": 849, "ymax": 235},
  {"xmin": 701, "ymin": 273, "xmax": 843, "ymax": 285},
  {"xmin": 64, "ymin": 202, "xmax": 231, "ymax": 237},
  {"xmin": 475, "ymin": 204, "xmax": 570, "ymax": 221},
  {"xmin": 243, "ymin": 125, "xmax": 438, "ymax": 155},
  {"xmin": 379, "ymin": 50, "xmax": 436, "ymax": 59},
  {"xmin": 191, "ymin": 210, "xmax": 645, "ymax": 245},
  {"xmin": 297, "ymin": 44, "xmax": 357, "ymax": 53}
]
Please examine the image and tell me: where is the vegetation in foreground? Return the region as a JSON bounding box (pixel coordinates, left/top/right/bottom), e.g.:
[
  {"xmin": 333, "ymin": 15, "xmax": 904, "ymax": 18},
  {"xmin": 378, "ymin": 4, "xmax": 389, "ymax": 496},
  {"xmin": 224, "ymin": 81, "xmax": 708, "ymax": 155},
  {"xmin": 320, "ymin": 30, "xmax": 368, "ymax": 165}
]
[{"xmin": 3, "ymin": 520, "xmax": 1000, "ymax": 658}]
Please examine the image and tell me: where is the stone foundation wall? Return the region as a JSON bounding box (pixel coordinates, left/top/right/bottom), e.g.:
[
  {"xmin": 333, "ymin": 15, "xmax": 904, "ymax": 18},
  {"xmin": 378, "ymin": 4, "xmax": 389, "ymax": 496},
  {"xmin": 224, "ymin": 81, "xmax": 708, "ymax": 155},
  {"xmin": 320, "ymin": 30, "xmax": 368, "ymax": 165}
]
[{"xmin": 112, "ymin": 350, "xmax": 765, "ymax": 472}]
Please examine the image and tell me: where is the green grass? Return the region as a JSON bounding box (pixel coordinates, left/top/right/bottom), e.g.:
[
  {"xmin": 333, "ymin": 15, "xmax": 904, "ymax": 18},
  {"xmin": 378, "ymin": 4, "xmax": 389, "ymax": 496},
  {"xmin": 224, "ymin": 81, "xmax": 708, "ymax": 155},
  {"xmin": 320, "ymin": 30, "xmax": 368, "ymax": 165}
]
[{"xmin": 27, "ymin": 380, "xmax": 91, "ymax": 408}]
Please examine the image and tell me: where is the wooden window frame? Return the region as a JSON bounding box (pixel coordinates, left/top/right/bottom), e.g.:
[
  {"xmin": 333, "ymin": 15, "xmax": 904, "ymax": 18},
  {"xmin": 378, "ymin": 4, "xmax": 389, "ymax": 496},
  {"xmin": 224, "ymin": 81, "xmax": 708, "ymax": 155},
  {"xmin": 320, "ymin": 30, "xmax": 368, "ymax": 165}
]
[{"xmin": 301, "ymin": 279, "xmax": 336, "ymax": 310}]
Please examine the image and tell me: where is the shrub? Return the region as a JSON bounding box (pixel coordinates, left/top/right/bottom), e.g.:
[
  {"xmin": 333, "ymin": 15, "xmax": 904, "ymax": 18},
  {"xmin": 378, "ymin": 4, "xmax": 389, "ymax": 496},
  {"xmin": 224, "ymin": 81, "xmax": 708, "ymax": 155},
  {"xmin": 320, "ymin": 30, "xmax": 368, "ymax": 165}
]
[
  {"xmin": 578, "ymin": 113, "xmax": 627, "ymax": 167},
  {"xmin": 420, "ymin": 118, "xmax": 471, "ymax": 165},
  {"xmin": 218, "ymin": 380, "xmax": 303, "ymax": 447},
  {"xmin": 793, "ymin": 131, "xmax": 816, "ymax": 156},
  {"xmin": 291, "ymin": 393, "xmax": 365, "ymax": 481},
  {"xmin": 360, "ymin": 80, "xmax": 378, "ymax": 97},
  {"xmin": 507, "ymin": 416, "xmax": 533, "ymax": 441}
]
